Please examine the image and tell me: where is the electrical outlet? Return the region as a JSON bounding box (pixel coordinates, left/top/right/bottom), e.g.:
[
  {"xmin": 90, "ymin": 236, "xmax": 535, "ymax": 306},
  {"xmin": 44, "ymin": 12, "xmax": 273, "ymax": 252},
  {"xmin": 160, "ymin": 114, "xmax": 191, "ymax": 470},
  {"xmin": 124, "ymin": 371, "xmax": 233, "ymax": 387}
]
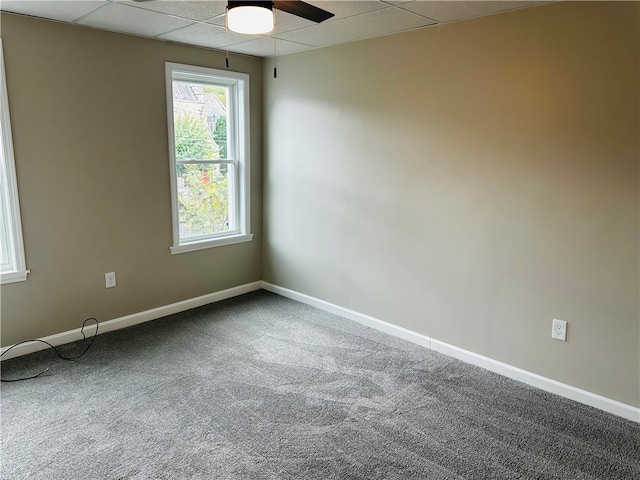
[
  {"xmin": 105, "ymin": 272, "xmax": 116, "ymax": 288},
  {"xmin": 551, "ymin": 319, "xmax": 567, "ymax": 341}
]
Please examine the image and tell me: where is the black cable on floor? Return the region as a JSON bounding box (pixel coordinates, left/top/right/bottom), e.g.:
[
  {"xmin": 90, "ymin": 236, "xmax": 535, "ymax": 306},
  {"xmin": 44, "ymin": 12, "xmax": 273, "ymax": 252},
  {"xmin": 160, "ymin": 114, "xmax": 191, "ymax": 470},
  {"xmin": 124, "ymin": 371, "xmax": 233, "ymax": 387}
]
[{"xmin": 1, "ymin": 317, "xmax": 99, "ymax": 382}]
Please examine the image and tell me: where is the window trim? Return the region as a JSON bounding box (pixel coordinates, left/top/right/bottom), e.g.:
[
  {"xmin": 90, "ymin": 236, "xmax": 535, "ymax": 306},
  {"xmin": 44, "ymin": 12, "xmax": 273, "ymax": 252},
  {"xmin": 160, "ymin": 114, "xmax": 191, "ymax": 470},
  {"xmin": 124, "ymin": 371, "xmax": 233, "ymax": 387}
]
[
  {"xmin": 165, "ymin": 62, "xmax": 252, "ymax": 254},
  {"xmin": 0, "ymin": 39, "xmax": 28, "ymax": 284}
]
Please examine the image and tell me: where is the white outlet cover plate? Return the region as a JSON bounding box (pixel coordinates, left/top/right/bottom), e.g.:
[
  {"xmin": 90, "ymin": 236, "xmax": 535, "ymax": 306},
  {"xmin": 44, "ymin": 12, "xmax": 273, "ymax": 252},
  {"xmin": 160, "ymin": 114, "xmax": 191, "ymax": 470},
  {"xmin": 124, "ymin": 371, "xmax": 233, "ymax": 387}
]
[
  {"xmin": 105, "ymin": 272, "xmax": 116, "ymax": 288},
  {"xmin": 552, "ymin": 318, "xmax": 567, "ymax": 341}
]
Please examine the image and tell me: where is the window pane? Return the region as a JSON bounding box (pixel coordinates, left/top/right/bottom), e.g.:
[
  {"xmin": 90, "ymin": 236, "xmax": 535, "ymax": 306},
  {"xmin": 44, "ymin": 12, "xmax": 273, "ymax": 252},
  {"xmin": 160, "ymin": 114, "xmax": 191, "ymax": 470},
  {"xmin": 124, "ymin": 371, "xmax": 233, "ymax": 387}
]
[
  {"xmin": 172, "ymin": 81, "xmax": 228, "ymax": 160},
  {"xmin": 0, "ymin": 185, "xmax": 13, "ymax": 271},
  {"xmin": 177, "ymin": 163, "xmax": 234, "ymax": 239}
]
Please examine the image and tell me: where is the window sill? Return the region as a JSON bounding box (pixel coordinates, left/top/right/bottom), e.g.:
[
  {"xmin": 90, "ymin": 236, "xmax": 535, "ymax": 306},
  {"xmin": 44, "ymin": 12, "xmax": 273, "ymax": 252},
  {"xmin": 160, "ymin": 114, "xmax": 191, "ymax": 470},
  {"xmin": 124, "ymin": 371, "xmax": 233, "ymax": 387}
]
[
  {"xmin": 170, "ymin": 233, "xmax": 254, "ymax": 255},
  {"xmin": 1, "ymin": 269, "xmax": 29, "ymax": 285}
]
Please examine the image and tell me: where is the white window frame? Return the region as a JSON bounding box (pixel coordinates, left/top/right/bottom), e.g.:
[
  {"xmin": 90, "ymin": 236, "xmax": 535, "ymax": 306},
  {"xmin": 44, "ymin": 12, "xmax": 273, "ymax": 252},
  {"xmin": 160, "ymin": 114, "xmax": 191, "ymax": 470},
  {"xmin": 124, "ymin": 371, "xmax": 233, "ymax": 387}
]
[
  {"xmin": 0, "ymin": 39, "xmax": 28, "ymax": 284},
  {"xmin": 165, "ymin": 62, "xmax": 252, "ymax": 254}
]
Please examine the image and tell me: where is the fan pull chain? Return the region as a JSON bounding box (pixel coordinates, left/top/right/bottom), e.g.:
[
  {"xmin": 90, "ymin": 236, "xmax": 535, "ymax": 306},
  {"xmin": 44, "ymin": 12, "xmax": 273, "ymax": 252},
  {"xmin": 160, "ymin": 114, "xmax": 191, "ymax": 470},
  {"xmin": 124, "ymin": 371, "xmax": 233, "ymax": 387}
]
[
  {"xmin": 225, "ymin": 6, "xmax": 230, "ymax": 69},
  {"xmin": 273, "ymin": 9, "xmax": 277, "ymax": 78}
]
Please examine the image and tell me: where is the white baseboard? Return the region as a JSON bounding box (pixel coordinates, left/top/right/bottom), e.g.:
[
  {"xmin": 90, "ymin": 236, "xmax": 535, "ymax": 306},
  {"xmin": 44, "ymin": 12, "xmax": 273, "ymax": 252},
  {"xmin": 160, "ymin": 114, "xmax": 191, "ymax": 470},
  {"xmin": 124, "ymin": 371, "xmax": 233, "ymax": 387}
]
[
  {"xmin": 4, "ymin": 279, "xmax": 638, "ymax": 422},
  {"xmin": 261, "ymin": 281, "xmax": 640, "ymax": 423},
  {"xmin": 0, "ymin": 281, "xmax": 263, "ymax": 361}
]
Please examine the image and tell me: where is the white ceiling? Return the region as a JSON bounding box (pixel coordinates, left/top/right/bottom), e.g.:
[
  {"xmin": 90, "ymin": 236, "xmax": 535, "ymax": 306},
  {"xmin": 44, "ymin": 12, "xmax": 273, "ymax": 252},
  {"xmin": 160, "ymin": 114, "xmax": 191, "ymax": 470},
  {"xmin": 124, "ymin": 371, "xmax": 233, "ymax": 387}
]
[{"xmin": 0, "ymin": 1, "xmax": 548, "ymax": 57}]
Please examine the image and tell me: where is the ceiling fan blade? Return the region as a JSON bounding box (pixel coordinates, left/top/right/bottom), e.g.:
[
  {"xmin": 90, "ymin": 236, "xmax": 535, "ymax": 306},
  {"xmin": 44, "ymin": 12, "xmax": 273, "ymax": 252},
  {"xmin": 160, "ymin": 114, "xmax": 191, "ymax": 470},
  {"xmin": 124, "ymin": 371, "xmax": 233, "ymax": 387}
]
[{"xmin": 274, "ymin": 1, "xmax": 334, "ymax": 23}]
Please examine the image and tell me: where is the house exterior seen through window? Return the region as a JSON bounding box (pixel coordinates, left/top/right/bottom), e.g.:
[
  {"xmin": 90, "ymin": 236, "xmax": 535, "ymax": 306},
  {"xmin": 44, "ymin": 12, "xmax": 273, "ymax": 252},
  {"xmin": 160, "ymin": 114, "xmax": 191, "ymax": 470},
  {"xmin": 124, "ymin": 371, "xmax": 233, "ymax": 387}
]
[{"xmin": 166, "ymin": 63, "xmax": 252, "ymax": 254}]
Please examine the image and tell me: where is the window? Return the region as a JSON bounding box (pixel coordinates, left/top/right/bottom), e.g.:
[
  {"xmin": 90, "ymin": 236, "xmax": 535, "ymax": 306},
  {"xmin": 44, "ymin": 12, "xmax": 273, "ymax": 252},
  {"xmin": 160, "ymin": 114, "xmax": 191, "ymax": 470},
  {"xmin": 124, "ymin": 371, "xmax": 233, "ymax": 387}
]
[
  {"xmin": 165, "ymin": 63, "xmax": 252, "ymax": 254},
  {"xmin": 0, "ymin": 39, "xmax": 27, "ymax": 284}
]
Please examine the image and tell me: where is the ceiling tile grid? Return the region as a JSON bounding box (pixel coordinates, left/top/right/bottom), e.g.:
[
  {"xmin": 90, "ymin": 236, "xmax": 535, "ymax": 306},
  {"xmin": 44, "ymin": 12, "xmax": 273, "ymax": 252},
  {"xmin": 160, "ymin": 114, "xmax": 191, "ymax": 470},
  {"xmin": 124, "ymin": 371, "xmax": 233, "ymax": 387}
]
[{"xmin": 0, "ymin": 1, "xmax": 550, "ymax": 57}]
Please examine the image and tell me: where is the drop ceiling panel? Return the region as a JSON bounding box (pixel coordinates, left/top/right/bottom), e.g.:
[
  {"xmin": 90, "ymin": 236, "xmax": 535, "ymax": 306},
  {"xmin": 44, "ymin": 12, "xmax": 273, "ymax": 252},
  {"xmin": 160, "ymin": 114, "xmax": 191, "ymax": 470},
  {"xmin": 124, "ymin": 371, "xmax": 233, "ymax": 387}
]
[
  {"xmin": 229, "ymin": 37, "xmax": 315, "ymax": 57},
  {"xmin": 280, "ymin": 6, "xmax": 435, "ymax": 47},
  {"xmin": 78, "ymin": 2, "xmax": 193, "ymax": 37},
  {"xmin": 119, "ymin": 0, "xmax": 226, "ymax": 22},
  {"xmin": 158, "ymin": 21, "xmax": 255, "ymax": 49},
  {"xmin": 399, "ymin": 1, "xmax": 544, "ymax": 23},
  {"xmin": 0, "ymin": 1, "xmax": 107, "ymax": 23}
]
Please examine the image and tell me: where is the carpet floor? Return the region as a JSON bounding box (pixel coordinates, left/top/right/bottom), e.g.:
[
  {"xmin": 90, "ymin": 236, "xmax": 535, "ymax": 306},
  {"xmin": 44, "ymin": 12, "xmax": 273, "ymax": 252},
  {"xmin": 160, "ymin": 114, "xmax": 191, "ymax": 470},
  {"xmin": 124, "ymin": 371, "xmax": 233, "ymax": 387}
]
[{"xmin": 1, "ymin": 290, "xmax": 639, "ymax": 479}]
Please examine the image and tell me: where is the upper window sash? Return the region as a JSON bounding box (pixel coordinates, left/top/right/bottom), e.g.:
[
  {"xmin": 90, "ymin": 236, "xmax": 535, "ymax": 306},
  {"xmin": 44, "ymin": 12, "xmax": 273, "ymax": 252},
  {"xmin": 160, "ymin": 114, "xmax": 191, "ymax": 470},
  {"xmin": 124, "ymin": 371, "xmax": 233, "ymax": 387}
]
[{"xmin": 170, "ymin": 70, "xmax": 240, "ymax": 163}]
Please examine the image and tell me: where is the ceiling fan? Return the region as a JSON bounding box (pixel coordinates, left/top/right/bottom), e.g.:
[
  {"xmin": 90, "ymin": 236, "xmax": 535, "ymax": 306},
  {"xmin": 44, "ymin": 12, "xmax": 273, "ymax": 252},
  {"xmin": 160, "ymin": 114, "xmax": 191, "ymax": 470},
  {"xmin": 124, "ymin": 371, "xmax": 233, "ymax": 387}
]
[{"xmin": 132, "ymin": 1, "xmax": 334, "ymax": 35}]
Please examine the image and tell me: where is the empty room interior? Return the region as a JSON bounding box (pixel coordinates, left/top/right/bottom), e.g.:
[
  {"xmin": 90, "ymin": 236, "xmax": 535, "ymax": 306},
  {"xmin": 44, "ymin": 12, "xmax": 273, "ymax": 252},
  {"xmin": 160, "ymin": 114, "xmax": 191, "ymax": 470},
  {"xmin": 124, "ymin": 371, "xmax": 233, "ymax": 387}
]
[{"xmin": 0, "ymin": 1, "xmax": 638, "ymax": 478}]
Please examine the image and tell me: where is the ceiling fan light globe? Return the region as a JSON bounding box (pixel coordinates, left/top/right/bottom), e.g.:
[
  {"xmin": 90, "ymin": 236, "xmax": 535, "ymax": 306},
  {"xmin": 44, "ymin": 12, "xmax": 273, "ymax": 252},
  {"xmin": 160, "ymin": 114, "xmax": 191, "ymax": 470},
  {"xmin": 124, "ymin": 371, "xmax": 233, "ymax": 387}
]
[{"xmin": 227, "ymin": 6, "xmax": 274, "ymax": 34}]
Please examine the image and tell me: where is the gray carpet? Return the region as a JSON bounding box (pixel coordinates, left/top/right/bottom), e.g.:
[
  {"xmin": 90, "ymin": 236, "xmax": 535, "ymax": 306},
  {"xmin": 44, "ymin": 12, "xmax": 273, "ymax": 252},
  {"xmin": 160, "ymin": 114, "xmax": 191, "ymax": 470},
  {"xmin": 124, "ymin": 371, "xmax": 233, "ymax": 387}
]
[{"xmin": 1, "ymin": 290, "xmax": 638, "ymax": 479}]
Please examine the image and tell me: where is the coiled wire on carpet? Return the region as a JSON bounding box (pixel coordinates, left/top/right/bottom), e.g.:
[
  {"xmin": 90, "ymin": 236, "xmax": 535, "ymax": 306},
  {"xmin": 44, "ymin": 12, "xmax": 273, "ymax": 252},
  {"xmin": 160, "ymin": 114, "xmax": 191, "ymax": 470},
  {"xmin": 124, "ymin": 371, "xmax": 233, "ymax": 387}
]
[{"xmin": 1, "ymin": 317, "xmax": 99, "ymax": 382}]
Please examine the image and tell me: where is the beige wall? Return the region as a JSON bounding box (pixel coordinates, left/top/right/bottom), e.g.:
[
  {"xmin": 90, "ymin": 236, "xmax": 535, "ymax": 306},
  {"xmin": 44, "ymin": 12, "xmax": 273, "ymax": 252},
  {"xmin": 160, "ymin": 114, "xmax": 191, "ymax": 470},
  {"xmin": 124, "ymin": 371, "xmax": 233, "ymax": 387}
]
[
  {"xmin": 263, "ymin": 2, "xmax": 640, "ymax": 407},
  {"xmin": 0, "ymin": 13, "xmax": 263, "ymax": 346}
]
